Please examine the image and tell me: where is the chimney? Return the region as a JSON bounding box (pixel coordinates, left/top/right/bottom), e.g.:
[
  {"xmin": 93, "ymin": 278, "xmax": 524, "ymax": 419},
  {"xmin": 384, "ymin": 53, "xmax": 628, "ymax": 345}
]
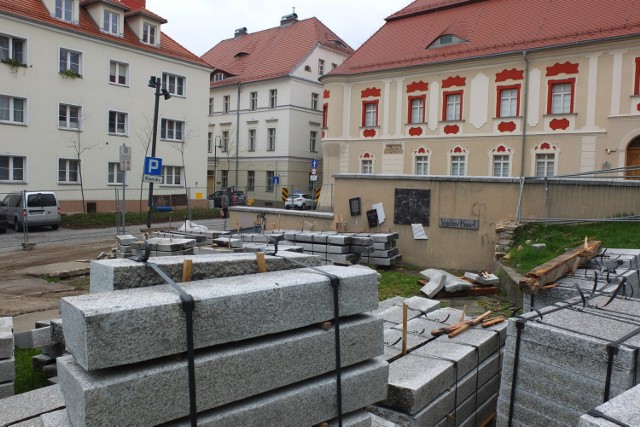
[
  {"xmin": 280, "ymin": 12, "xmax": 298, "ymax": 26},
  {"xmin": 119, "ymin": 0, "xmax": 146, "ymax": 10},
  {"xmin": 234, "ymin": 27, "xmax": 248, "ymax": 37}
]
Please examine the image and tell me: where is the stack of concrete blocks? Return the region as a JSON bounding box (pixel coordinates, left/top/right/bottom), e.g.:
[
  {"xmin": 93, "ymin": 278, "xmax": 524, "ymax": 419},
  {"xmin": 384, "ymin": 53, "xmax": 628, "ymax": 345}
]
[
  {"xmin": 579, "ymin": 384, "xmax": 640, "ymax": 426},
  {"xmin": 280, "ymin": 231, "xmax": 369, "ymax": 265},
  {"xmin": 13, "ymin": 319, "xmax": 67, "ymax": 384},
  {"xmin": 129, "ymin": 236, "xmax": 196, "ymax": 257},
  {"xmin": 357, "ymin": 232, "xmax": 402, "ymax": 267},
  {"xmin": 114, "ymin": 234, "xmax": 138, "ymax": 258},
  {"xmin": 497, "ymin": 294, "xmax": 640, "ymax": 426},
  {"xmin": 367, "ymin": 297, "xmax": 507, "ymax": 426},
  {"xmin": 0, "ymin": 317, "xmax": 14, "ymax": 399},
  {"xmin": 522, "ymin": 247, "xmax": 640, "ymax": 312},
  {"xmin": 420, "ymin": 269, "xmax": 473, "ymax": 298},
  {"xmin": 230, "ymin": 233, "xmax": 306, "ymax": 254},
  {"xmin": 151, "ymin": 229, "xmax": 231, "ymax": 246},
  {"xmin": 47, "ymin": 255, "xmax": 388, "ymax": 425}
]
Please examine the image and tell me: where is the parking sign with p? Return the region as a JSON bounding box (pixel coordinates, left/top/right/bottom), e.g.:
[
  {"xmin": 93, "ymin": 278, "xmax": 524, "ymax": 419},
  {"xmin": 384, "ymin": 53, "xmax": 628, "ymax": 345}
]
[{"xmin": 144, "ymin": 157, "xmax": 162, "ymax": 176}]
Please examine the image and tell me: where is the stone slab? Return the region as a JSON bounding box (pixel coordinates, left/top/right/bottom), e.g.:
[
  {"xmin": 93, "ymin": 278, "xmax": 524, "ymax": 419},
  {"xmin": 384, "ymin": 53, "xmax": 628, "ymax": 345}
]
[
  {"xmin": 0, "ymin": 357, "xmax": 15, "ymax": 382},
  {"xmin": 370, "ymin": 233, "xmax": 400, "ymax": 243},
  {"xmin": 131, "ymin": 237, "xmax": 196, "ymax": 251},
  {"xmin": 360, "ymin": 255, "xmax": 402, "ymax": 267},
  {"xmin": 373, "ymin": 241, "xmax": 394, "ymax": 250},
  {"xmin": 402, "ymin": 296, "xmax": 440, "ymax": 314},
  {"xmin": 579, "ymin": 384, "xmax": 640, "ymax": 427},
  {"xmin": 371, "ymin": 248, "xmax": 399, "ymax": 258},
  {"xmin": 328, "ymin": 253, "xmax": 360, "ymax": 264},
  {"xmin": 351, "ymin": 245, "xmax": 375, "ymax": 254},
  {"xmin": 326, "ymin": 410, "xmax": 373, "ymax": 427},
  {"xmin": 350, "ymin": 236, "xmax": 375, "ymax": 246},
  {"xmin": 433, "ymin": 324, "xmax": 507, "ymax": 362},
  {"xmin": 58, "ymin": 315, "xmax": 382, "ymax": 426},
  {"xmin": 32, "ymin": 354, "xmax": 55, "ymax": 372},
  {"xmin": 13, "ymin": 327, "xmax": 53, "ymax": 349},
  {"xmin": 370, "ymin": 413, "xmax": 400, "ymax": 427},
  {"xmin": 497, "ymin": 389, "xmax": 584, "ymax": 427},
  {"xmin": 327, "ymin": 235, "xmax": 352, "ymax": 245},
  {"xmin": 436, "ymin": 391, "xmax": 498, "ymax": 427},
  {"xmin": 90, "ymin": 251, "xmax": 322, "ymax": 293},
  {"xmin": 420, "ymin": 269, "xmax": 471, "ymax": 292},
  {"xmin": 211, "ymin": 237, "xmax": 242, "ymax": 248},
  {"xmin": 425, "ymin": 308, "xmax": 467, "ymax": 324},
  {"xmin": 63, "ymin": 265, "xmax": 380, "ymax": 370},
  {"xmin": 382, "ymin": 328, "xmax": 432, "ymax": 361},
  {"xmin": 0, "ymin": 385, "xmax": 65, "ymax": 427},
  {"xmin": 377, "ymin": 305, "xmax": 425, "ymax": 325},
  {"xmin": 115, "ymin": 234, "xmax": 137, "ymax": 245},
  {"xmin": 0, "ymin": 381, "xmax": 13, "ymax": 399},
  {"xmin": 50, "ymin": 318, "xmax": 64, "ymax": 345},
  {"xmin": 292, "ymin": 232, "xmax": 319, "ymax": 243},
  {"xmin": 166, "ymin": 358, "xmax": 389, "ymax": 427},
  {"xmin": 420, "ymin": 272, "xmax": 446, "ymax": 298},
  {"xmin": 40, "ymin": 409, "xmax": 71, "ymax": 427},
  {"xmin": 464, "ymin": 272, "xmax": 499, "ymax": 285},
  {"xmin": 0, "ymin": 317, "xmax": 13, "ymax": 359}
]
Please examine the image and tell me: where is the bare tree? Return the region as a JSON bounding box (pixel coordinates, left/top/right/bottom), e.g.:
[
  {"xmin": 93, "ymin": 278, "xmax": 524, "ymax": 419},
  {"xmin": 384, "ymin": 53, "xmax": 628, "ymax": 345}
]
[
  {"xmin": 168, "ymin": 120, "xmax": 199, "ymax": 219},
  {"xmin": 62, "ymin": 112, "xmax": 96, "ymax": 213}
]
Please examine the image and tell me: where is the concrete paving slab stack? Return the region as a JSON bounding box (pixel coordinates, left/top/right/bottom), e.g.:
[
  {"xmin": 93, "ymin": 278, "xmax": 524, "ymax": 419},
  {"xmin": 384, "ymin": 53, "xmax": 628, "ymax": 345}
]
[
  {"xmin": 367, "ymin": 297, "xmax": 507, "ymax": 426},
  {"xmin": 579, "ymin": 383, "xmax": 640, "ymax": 426},
  {"xmin": 522, "ymin": 247, "xmax": 640, "ymax": 312},
  {"xmin": 13, "ymin": 319, "xmax": 67, "ymax": 384},
  {"xmin": 0, "ymin": 317, "xmax": 14, "ymax": 399},
  {"xmin": 282, "ymin": 231, "xmax": 370, "ymax": 265},
  {"xmin": 357, "ymin": 233, "xmax": 402, "ymax": 267},
  {"xmin": 130, "ymin": 236, "xmax": 196, "ymax": 257},
  {"xmin": 497, "ymin": 294, "xmax": 640, "ymax": 427},
  {"xmin": 54, "ymin": 258, "xmax": 388, "ymax": 426}
]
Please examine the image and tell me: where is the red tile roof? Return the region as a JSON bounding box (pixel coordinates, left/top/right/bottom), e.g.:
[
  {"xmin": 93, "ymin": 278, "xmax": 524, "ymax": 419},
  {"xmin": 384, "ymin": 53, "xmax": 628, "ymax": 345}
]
[
  {"xmin": 201, "ymin": 17, "xmax": 354, "ymax": 87},
  {"xmin": 0, "ymin": 0, "xmax": 208, "ymax": 67},
  {"xmin": 333, "ymin": 0, "xmax": 640, "ymax": 76}
]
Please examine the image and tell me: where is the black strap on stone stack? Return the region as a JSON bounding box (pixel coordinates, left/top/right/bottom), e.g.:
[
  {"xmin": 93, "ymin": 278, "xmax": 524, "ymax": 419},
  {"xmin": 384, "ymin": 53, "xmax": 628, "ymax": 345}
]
[{"xmin": 129, "ymin": 241, "xmax": 198, "ymax": 427}]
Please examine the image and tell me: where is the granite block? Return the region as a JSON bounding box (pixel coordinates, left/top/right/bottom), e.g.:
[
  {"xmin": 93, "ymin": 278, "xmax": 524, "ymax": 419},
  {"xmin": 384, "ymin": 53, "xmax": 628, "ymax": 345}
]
[
  {"xmin": 351, "ymin": 236, "xmax": 374, "ymax": 246},
  {"xmin": 463, "ymin": 272, "xmax": 499, "ymax": 285},
  {"xmin": 0, "ymin": 317, "xmax": 13, "ymax": 360},
  {"xmin": 40, "ymin": 409, "xmax": 72, "ymax": 427},
  {"xmin": 420, "ymin": 269, "xmax": 470, "ymax": 292},
  {"xmin": 371, "ymin": 248, "xmax": 399, "ymax": 258},
  {"xmin": 166, "ymin": 358, "xmax": 389, "ymax": 427},
  {"xmin": 395, "ymin": 316, "xmax": 454, "ymax": 337},
  {"xmin": 579, "ymin": 384, "xmax": 640, "ymax": 427},
  {"xmin": 14, "ymin": 327, "xmax": 54, "ymax": 349},
  {"xmin": 300, "ymin": 242, "xmax": 314, "ymax": 252},
  {"xmin": 212, "ymin": 237, "xmax": 242, "ymax": 248},
  {"xmin": 0, "ymin": 385, "xmax": 65, "ymax": 427},
  {"xmin": 328, "ymin": 253, "xmax": 359, "ymax": 264},
  {"xmin": 0, "ymin": 381, "xmax": 13, "ymax": 399},
  {"xmin": 420, "ymin": 272, "xmax": 446, "ymax": 298},
  {"xmin": 326, "ymin": 245, "xmax": 351, "ymax": 254},
  {"xmin": 402, "ymin": 296, "xmax": 440, "ymax": 314},
  {"xmin": 361, "ymin": 255, "xmax": 402, "ymax": 266},
  {"xmin": 351, "ymin": 245, "xmax": 375, "ymax": 254},
  {"xmin": 371, "ymin": 233, "xmax": 399, "ymax": 243},
  {"xmin": 0, "ymin": 357, "xmax": 15, "ymax": 382},
  {"xmin": 377, "ymin": 305, "xmax": 424, "ymax": 325},
  {"xmin": 382, "ymin": 328, "xmax": 431, "ymax": 360},
  {"xmin": 327, "ymin": 235, "xmax": 352, "ymax": 245},
  {"xmin": 63, "ymin": 265, "xmax": 380, "ymax": 370},
  {"xmin": 376, "ymin": 297, "xmax": 406, "ymax": 311},
  {"xmin": 115, "ymin": 234, "xmax": 137, "ymax": 245},
  {"xmin": 434, "ymin": 325, "xmax": 506, "ymax": 362},
  {"xmin": 312, "ymin": 244, "xmax": 329, "ymax": 252},
  {"xmin": 294, "ymin": 232, "xmax": 319, "ymax": 243},
  {"xmin": 58, "ymin": 315, "xmax": 382, "ymax": 426},
  {"xmin": 442, "ymin": 391, "xmax": 498, "ymax": 427},
  {"xmin": 90, "ymin": 251, "xmax": 322, "ymax": 293},
  {"xmin": 370, "ymin": 413, "xmax": 400, "ymax": 427},
  {"xmin": 373, "ymin": 241, "xmax": 394, "ymax": 250},
  {"xmin": 50, "ymin": 319, "xmax": 64, "ymax": 345},
  {"xmin": 32, "ymin": 354, "xmax": 55, "ymax": 372},
  {"xmin": 425, "ymin": 308, "xmax": 467, "ymax": 324},
  {"xmin": 599, "ymin": 248, "xmax": 640, "ymax": 270},
  {"xmin": 326, "ymin": 410, "xmax": 373, "ymax": 427}
]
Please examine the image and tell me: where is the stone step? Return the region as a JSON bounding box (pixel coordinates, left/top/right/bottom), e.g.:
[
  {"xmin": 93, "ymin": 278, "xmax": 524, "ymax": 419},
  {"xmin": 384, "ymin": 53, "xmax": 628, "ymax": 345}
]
[
  {"xmin": 62, "ymin": 264, "xmax": 380, "ymax": 370},
  {"xmin": 57, "ymin": 315, "xmax": 382, "ymax": 427},
  {"xmin": 90, "ymin": 251, "xmax": 321, "ymax": 293}
]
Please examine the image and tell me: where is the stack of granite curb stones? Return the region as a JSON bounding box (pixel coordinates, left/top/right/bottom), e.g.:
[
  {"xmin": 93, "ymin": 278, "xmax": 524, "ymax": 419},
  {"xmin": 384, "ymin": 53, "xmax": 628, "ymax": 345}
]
[
  {"xmin": 367, "ymin": 296, "xmax": 507, "ymax": 426},
  {"xmin": 0, "ymin": 317, "xmax": 14, "ymax": 399},
  {"xmin": 522, "ymin": 248, "xmax": 640, "ymax": 312},
  {"xmin": 497, "ymin": 293, "xmax": 640, "ymax": 426},
  {"xmin": 13, "ymin": 318, "xmax": 66, "ymax": 384},
  {"xmin": 277, "ymin": 231, "xmax": 401, "ymax": 266},
  {"xmin": 41, "ymin": 252, "xmax": 389, "ymax": 425},
  {"xmin": 579, "ymin": 383, "xmax": 640, "ymax": 426}
]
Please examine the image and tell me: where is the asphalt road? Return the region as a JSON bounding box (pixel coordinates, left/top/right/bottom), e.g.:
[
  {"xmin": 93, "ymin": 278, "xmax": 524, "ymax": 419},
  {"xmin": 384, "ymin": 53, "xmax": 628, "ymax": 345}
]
[{"xmin": 0, "ymin": 218, "xmax": 229, "ymax": 254}]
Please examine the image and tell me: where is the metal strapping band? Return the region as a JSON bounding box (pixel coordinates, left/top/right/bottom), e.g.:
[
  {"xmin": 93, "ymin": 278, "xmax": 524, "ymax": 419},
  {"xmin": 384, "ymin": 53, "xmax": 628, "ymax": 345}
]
[
  {"xmin": 507, "ymin": 319, "xmax": 525, "ymax": 427},
  {"xmin": 129, "ymin": 242, "xmax": 198, "ymax": 427},
  {"xmin": 604, "ymin": 325, "xmax": 640, "ymax": 403}
]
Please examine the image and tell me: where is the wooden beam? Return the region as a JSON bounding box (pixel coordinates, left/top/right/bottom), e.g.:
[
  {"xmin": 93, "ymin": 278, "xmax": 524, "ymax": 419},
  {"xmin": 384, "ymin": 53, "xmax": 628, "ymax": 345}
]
[
  {"xmin": 256, "ymin": 252, "xmax": 268, "ymax": 273},
  {"xmin": 519, "ymin": 240, "xmax": 602, "ymax": 295},
  {"xmin": 182, "ymin": 259, "xmax": 193, "ymax": 283}
]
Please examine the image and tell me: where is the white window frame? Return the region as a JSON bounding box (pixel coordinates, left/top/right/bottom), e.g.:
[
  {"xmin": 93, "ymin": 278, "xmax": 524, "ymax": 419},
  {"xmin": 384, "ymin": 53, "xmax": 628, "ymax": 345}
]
[
  {"xmin": 107, "ymin": 161, "xmax": 125, "ymax": 185},
  {"xmin": 0, "ymin": 34, "xmax": 26, "ymax": 64},
  {"xmin": 142, "ymin": 22, "xmax": 156, "ymax": 45},
  {"xmin": 248, "ymin": 129, "xmax": 256, "ymax": 151},
  {"xmin": 499, "ymin": 88, "xmax": 518, "ymax": 118},
  {"xmin": 318, "ymin": 59, "xmax": 325, "ymax": 75},
  {"xmin": 410, "ymin": 96, "xmax": 425, "ymax": 124},
  {"xmin": 311, "ymin": 93, "xmax": 319, "ymax": 110},
  {"xmin": 535, "ymin": 153, "xmax": 555, "ymax": 177},
  {"xmin": 363, "ymin": 102, "xmax": 378, "ymax": 127},
  {"xmin": 59, "ymin": 47, "xmax": 82, "ymax": 76},
  {"xmin": 160, "ymin": 119, "xmax": 185, "ymax": 141},
  {"xmin": 310, "ymin": 130, "xmax": 318, "ymax": 152},
  {"xmin": 361, "ymin": 159, "xmax": 373, "ymax": 174},
  {"xmin": 212, "ymin": 72, "xmax": 224, "ymax": 82},
  {"xmin": 450, "ymin": 155, "xmax": 466, "ymax": 176},
  {"xmin": 267, "ymin": 128, "xmax": 276, "ymax": 151},
  {"xmin": 492, "ymin": 154, "xmax": 510, "ymax": 177},
  {"xmin": 269, "ymin": 89, "xmax": 277, "ymax": 108},
  {"xmin": 0, "ymin": 95, "xmax": 26, "ymax": 124},
  {"xmin": 249, "ymin": 91, "xmax": 257, "ymax": 111},
  {"xmin": 108, "ymin": 110, "xmax": 127, "ymax": 135},
  {"xmin": 58, "ymin": 158, "xmax": 79, "ymax": 183},
  {"xmin": 550, "ymin": 82, "xmax": 572, "ymax": 114},
  {"xmin": 58, "ymin": 103, "xmax": 81, "ymax": 130},
  {"xmin": 55, "ymin": 0, "xmax": 73, "ymax": 22},
  {"xmin": 415, "ymin": 155, "xmax": 429, "ymax": 175},
  {"xmin": 161, "ymin": 165, "xmax": 182, "ymax": 186},
  {"xmin": 0, "ymin": 155, "xmax": 26, "ymax": 182},
  {"xmin": 208, "ymin": 97, "xmax": 214, "ymax": 115},
  {"xmin": 162, "ymin": 73, "xmax": 185, "ymax": 97},
  {"xmin": 223, "ymin": 95, "xmax": 230, "ymax": 113},
  {"xmin": 109, "ymin": 60, "xmax": 128, "ymax": 86},
  {"xmin": 445, "ymin": 93, "xmax": 461, "ymax": 121},
  {"xmin": 102, "ymin": 10, "xmax": 119, "ymax": 35}
]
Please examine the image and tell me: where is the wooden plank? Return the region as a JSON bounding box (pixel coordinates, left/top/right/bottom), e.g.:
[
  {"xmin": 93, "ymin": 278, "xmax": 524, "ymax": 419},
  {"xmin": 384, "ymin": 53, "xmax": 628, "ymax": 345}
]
[
  {"xmin": 182, "ymin": 259, "xmax": 193, "ymax": 283},
  {"xmin": 519, "ymin": 240, "xmax": 602, "ymax": 295},
  {"xmin": 255, "ymin": 252, "xmax": 268, "ymax": 273}
]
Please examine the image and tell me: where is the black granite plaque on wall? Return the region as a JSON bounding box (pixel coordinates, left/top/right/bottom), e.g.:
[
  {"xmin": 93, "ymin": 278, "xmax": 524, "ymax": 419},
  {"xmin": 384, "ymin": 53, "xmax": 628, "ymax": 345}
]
[
  {"xmin": 366, "ymin": 209, "xmax": 379, "ymax": 228},
  {"xmin": 393, "ymin": 188, "xmax": 430, "ymax": 225}
]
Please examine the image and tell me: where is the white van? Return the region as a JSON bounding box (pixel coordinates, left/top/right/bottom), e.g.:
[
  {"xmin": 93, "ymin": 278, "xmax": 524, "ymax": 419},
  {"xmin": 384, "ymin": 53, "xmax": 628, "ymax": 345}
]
[{"xmin": 0, "ymin": 191, "xmax": 61, "ymax": 231}]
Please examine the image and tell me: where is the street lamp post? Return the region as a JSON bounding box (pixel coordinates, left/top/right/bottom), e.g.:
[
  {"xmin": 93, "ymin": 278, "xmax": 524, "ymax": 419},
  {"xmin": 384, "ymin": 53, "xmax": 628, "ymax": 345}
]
[{"xmin": 146, "ymin": 76, "xmax": 171, "ymax": 229}]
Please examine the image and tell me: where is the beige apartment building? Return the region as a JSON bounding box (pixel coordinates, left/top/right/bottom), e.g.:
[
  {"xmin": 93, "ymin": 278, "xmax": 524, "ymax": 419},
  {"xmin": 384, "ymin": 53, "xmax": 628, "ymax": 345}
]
[{"xmin": 320, "ymin": 0, "xmax": 640, "ymax": 197}]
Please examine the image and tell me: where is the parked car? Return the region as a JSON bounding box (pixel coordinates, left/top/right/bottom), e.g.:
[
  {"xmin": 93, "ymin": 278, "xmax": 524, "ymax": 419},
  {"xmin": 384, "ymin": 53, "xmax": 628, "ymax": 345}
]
[
  {"xmin": 284, "ymin": 193, "xmax": 315, "ymax": 210},
  {"xmin": 0, "ymin": 212, "xmax": 7, "ymax": 233},
  {"xmin": 207, "ymin": 189, "xmax": 247, "ymax": 208},
  {"xmin": 0, "ymin": 191, "xmax": 61, "ymax": 231}
]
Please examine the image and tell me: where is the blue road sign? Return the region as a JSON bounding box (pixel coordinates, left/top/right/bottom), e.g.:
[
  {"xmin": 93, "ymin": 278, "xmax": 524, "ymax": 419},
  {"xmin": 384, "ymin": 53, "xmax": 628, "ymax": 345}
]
[
  {"xmin": 144, "ymin": 157, "xmax": 162, "ymax": 176},
  {"xmin": 311, "ymin": 159, "xmax": 318, "ymax": 169},
  {"xmin": 272, "ymin": 176, "xmax": 280, "ymax": 185}
]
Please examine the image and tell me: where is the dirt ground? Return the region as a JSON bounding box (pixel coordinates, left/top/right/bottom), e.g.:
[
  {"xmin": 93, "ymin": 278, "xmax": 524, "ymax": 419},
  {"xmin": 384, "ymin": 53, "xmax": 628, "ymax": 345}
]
[{"xmin": 0, "ymin": 239, "xmax": 114, "ymax": 317}]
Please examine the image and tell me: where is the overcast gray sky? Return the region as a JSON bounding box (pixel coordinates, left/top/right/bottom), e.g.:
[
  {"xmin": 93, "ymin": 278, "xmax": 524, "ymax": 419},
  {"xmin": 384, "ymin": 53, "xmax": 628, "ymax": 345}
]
[{"xmin": 148, "ymin": 0, "xmax": 413, "ymax": 56}]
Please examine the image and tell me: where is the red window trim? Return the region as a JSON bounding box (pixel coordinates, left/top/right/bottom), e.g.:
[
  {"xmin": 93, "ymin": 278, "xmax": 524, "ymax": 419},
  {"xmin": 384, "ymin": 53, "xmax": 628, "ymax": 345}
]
[
  {"xmin": 407, "ymin": 95, "xmax": 426, "ymax": 124},
  {"xmin": 496, "ymin": 84, "xmax": 521, "ymax": 118},
  {"xmin": 547, "ymin": 78, "xmax": 576, "ymax": 115},
  {"xmin": 322, "ymin": 103, "xmax": 328, "ymax": 128},
  {"xmin": 635, "ymin": 58, "xmax": 640, "ymax": 96},
  {"xmin": 442, "ymin": 90, "xmax": 463, "ymax": 121},
  {"xmin": 362, "ymin": 100, "xmax": 379, "ymax": 127}
]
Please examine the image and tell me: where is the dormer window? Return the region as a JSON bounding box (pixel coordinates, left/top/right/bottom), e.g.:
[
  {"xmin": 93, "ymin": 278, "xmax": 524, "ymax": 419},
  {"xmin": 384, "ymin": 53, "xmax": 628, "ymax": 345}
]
[
  {"xmin": 428, "ymin": 34, "xmax": 465, "ymax": 49},
  {"xmin": 212, "ymin": 72, "xmax": 224, "ymax": 82},
  {"xmin": 143, "ymin": 22, "xmax": 156, "ymax": 45},
  {"xmin": 55, "ymin": 0, "xmax": 73, "ymax": 22},
  {"xmin": 103, "ymin": 10, "xmax": 119, "ymax": 35}
]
